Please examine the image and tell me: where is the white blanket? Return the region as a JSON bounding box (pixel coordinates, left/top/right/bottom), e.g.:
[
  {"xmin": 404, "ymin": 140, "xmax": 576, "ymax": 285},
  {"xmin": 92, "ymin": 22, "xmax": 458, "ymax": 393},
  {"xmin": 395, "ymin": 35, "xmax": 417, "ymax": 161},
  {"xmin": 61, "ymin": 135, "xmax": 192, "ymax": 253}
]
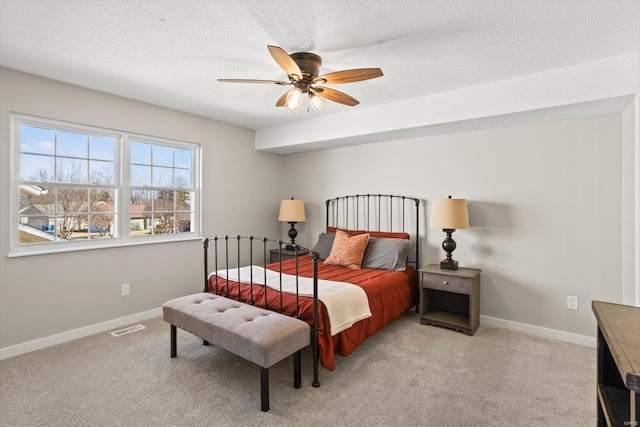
[{"xmin": 210, "ymin": 265, "xmax": 372, "ymax": 336}]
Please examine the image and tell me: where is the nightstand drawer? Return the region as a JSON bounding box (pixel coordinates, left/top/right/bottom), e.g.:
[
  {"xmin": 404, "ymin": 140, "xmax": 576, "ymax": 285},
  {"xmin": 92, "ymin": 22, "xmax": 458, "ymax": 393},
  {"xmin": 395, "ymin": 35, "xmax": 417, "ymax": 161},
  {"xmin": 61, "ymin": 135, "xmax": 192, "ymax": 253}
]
[
  {"xmin": 269, "ymin": 248, "xmax": 309, "ymax": 263},
  {"xmin": 270, "ymin": 253, "xmax": 283, "ymax": 263},
  {"xmin": 423, "ymin": 275, "xmax": 470, "ymax": 295},
  {"xmin": 270, "ymin": 252, "xmax": 291, "ymax": 263}
]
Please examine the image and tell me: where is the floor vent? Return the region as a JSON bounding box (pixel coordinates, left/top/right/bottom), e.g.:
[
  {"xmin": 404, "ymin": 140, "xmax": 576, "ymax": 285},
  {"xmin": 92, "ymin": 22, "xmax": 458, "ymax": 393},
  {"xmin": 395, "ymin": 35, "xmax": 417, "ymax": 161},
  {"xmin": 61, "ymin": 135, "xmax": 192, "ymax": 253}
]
[{"xmin": 110, "ymin": 324, "xmax": 146, "ymax": 337}]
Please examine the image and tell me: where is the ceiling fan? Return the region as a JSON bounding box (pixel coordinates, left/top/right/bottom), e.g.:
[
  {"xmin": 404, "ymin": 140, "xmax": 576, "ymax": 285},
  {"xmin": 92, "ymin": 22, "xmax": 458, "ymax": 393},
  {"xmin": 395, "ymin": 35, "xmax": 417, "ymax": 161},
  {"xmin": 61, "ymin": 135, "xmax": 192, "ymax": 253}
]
[{"xmin": 218, "ymin": 45, "xmax": 383, "ymax": 113}]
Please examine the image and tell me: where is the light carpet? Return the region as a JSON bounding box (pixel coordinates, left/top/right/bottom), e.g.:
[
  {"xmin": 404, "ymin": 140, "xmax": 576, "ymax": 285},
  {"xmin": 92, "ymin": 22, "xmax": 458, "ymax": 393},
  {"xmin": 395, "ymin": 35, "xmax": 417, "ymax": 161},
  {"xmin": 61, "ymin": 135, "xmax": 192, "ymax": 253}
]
[{"xmin": 0, "ymin": 312, "xmax": 595, "ymax": 426}]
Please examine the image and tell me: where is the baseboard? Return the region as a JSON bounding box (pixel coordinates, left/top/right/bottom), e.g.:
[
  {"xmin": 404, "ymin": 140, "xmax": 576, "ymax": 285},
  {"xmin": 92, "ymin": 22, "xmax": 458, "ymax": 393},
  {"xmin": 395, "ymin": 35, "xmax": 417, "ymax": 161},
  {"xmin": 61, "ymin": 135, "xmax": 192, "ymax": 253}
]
[
  {"xmin": 480, "ymin": 315, "xmax": 596, "ymax": 348},
  {"xmin": 1, "ymin": 309, "xmax": 596, "ymax": 360},
  {"xmin": 0, "ymin": 307, "xmax": 162, "ymax": 360}
]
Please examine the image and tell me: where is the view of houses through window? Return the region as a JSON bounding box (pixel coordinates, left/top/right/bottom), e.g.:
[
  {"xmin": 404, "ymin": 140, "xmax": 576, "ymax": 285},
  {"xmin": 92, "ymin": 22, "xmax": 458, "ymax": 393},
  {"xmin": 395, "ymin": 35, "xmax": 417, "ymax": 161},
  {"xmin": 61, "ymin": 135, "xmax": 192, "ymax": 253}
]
[{"xmin": 14, "ymin": 115, "xmax": 200, "ymax": 251}]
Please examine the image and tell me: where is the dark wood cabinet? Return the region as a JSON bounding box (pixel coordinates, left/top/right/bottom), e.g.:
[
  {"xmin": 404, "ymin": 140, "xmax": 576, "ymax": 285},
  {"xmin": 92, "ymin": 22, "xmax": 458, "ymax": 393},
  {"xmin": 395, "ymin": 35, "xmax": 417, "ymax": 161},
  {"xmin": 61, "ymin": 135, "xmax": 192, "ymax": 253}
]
[
  {"xmin": 419, "ymin": 264, "xmax": 481, "ymax": 336},
  {"xmin": 592, "ymin": 300, "xmax": 639, "ymax": 426},
  {"xmin": 269, "ymin": 248, "xmax": 309, "ymax": 263}
]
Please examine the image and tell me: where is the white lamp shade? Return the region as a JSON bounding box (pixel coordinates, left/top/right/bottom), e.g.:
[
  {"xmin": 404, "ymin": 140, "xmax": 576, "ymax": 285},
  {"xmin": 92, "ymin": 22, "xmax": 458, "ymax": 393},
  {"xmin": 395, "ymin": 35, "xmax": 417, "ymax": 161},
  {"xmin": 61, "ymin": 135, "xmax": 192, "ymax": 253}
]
[
  {"xmin": 429, "ymin": 198, "xmax": 469, "ymax": 229},
  {"xmin": 278, "ymin": 199, "xmax": 306, "ymax": 222},
  {"xmin": 284, "ymin": 88, "xmax": 303, "ymax": 113},
  {"xmin": 309, "ymin": 93, "xmax": 326, "ymax": 112}
]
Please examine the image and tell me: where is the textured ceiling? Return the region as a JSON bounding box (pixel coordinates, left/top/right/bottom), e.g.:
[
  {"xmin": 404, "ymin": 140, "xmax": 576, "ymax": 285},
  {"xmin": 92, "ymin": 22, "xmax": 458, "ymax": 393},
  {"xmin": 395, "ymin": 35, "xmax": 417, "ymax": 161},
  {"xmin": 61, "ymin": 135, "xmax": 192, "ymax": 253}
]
[{"xmin": 1, "ymin": 0, "xmax": 639, "ymax": 130}]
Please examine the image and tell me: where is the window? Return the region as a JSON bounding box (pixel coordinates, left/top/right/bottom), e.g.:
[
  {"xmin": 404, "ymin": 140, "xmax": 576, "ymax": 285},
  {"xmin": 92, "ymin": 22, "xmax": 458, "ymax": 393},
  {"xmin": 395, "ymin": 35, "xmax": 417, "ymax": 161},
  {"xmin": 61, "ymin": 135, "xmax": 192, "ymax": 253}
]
[
  {"xmin": 128, "ymin": 140, "xmax": 195, "ymax": 236},
  {"xmin": 11, "ymin": 114, "xmax": 201, "ymax": 255}
]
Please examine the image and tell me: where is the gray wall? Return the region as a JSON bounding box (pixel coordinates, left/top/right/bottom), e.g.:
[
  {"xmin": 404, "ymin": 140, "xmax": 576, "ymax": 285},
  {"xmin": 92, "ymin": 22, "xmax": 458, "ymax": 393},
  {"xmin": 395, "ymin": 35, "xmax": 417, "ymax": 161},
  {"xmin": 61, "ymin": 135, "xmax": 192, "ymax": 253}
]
[
  {"xmin": 283, "ymin": 115, "xmax": 624, "ymax": 337},
  {"xmin": 0, "ymin": 68, "xmax": 284, "ymax": 349},
  {"xmin": 0, "ymin": 66, "xmax": 632, "ymax": 351}
]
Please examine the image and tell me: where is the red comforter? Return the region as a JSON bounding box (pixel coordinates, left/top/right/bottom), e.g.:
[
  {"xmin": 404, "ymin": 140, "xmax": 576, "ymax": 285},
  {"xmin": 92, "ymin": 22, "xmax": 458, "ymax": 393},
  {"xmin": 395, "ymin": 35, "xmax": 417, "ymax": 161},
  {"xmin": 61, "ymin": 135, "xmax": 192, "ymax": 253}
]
[{"xmin": 208, "ymin": 256, "xmax": 418, "ymax": 371}]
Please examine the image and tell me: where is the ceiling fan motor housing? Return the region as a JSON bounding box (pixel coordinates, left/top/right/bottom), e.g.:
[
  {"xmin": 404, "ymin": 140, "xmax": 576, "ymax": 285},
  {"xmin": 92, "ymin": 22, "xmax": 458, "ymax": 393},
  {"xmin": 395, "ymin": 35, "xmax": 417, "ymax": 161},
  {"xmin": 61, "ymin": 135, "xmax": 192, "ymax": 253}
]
[{"xmin": 290, "ymin": 52, "xmax": 322, "ymax": 85}]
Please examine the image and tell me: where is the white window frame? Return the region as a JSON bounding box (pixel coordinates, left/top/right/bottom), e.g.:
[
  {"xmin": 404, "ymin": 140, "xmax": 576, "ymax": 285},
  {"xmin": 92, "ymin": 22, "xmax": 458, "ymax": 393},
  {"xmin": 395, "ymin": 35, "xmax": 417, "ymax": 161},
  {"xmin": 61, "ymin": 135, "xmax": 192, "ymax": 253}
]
[{"xmin": 9, "ymin": 113, "xmax": 202, "ymax": 257}]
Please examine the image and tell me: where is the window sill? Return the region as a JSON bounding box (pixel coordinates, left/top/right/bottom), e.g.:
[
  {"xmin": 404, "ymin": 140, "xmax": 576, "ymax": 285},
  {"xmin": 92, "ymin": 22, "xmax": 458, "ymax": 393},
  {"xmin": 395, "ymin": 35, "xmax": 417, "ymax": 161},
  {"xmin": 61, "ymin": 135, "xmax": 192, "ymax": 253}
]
[{"xmin": 7, "ymin": 235, "xmax": 203, "ymax": 258}]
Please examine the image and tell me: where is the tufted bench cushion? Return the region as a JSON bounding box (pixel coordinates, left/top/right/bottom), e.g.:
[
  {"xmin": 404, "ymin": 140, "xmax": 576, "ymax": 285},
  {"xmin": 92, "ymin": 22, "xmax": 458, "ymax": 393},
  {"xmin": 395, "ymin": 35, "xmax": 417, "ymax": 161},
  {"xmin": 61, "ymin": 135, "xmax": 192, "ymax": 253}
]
[
  {"xmin": 162, "ymin": 292, "xmax": 310, "ymax": 411},
  {"xmin": 163, "ymin": 292, "xmax": 310, "ymax": 368}
]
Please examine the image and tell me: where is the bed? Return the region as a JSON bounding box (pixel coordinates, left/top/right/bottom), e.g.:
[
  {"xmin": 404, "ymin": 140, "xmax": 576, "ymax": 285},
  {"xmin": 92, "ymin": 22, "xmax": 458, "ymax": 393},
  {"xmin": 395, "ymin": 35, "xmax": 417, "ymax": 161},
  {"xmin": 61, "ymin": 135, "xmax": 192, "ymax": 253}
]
[{"xmin": 203, "ymin": 194, "xmax": 421, "ymax": 386}]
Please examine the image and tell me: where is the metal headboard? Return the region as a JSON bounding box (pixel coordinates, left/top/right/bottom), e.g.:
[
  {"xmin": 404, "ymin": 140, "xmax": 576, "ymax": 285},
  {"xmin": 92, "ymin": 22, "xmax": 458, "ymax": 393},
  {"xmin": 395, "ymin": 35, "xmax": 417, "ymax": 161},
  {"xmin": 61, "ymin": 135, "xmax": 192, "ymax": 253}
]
[{"xmin": 325, "ymin": 194, "xmax": 420, "ymax": 269}]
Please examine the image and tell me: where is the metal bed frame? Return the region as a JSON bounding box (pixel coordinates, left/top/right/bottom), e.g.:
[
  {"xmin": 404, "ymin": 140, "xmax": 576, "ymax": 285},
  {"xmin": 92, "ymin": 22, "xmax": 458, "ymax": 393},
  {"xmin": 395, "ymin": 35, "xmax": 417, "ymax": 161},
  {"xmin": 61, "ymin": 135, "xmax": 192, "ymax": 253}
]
[
  {"xmin": 201, "ymin": 194, "xmax": 421, "ymax": 388},
  {"xmin": 202, "ymin": 236, "xmax": 321, "ymax": 387},
  {"xmin": 326, "ymin": 194, "xmax": 421, "ymax": 271}
]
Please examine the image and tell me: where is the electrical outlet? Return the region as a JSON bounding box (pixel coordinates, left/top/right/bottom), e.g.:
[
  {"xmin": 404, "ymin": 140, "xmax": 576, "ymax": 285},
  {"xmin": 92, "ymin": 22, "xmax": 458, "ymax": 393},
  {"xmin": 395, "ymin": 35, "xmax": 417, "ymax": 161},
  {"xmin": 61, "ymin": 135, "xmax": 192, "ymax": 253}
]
[
  {"xmin": 121, "ymin": 283, "xmax": 130, "ymax": 297},
  {"xmin": 567, "ymin": 295, "xmax": 578, "ymax": 311}
]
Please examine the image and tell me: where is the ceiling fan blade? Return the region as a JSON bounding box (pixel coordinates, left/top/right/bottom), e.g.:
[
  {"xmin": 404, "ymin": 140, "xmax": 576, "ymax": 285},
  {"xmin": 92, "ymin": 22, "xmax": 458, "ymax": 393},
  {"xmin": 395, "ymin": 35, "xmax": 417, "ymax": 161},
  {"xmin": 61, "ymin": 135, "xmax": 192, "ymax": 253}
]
[
  {"xmin": 217, "ymin": 79, "xmax": 291, "ymax": 85},
  {"xmin": 275, "ymin": 91, "xmax": 288, "ymax": 107},
  {"xmin": 315, "ymin": 68, "xmax": 383, "ymax": 85},
  {"xmin": 312, "ymin": 87, "xmax": 359, "ymax": 106},
  {"xmin": 267, "ymin": 45, "xmax": 302, "ymax": 79}
]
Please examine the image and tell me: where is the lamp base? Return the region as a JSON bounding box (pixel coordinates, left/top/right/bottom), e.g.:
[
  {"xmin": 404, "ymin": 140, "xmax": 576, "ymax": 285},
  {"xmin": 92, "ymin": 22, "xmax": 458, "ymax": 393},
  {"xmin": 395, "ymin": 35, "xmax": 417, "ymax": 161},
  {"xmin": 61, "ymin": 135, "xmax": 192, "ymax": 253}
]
[
  {"xmin": 440, "ymin": 259, "xmax": 459, "ymax": 270},
  {"xmin": 287, "ymin": 222, "xmax": 298, "ymax": 251}
]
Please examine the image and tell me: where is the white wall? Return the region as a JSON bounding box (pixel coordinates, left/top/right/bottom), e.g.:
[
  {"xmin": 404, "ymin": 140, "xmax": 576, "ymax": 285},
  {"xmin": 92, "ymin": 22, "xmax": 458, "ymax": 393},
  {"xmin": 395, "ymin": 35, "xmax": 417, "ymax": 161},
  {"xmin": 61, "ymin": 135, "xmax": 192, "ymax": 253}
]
[
  {"xmin": 622, "ymin": 96, "xmax": 638, "ymax": 306},
  {"xmin": 283, "ymin": 115, "xmax": 625, "ymax": 338},
  {"xmin": 0, "ymin": 68, "xmax": 284, "ymax": 351}
]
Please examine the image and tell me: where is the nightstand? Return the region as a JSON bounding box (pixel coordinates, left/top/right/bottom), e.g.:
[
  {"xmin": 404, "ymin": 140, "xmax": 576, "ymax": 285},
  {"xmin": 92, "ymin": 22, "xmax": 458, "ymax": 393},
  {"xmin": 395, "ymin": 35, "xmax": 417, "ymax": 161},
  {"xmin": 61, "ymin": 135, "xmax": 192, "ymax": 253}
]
[
  {"xmin": 419, "ymin": 264, "xmax": 481, "ymax": 336},
  {"xmin": 269, "ymin": 248, "xmax": 309, "ymax": 263}
]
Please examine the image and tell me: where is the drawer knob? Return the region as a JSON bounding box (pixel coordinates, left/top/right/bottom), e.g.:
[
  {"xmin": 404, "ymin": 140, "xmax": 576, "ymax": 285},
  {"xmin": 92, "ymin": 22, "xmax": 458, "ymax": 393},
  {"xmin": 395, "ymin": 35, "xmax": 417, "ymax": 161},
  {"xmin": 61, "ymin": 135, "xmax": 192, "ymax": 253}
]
[{"xmin": 443, "ymin": 280, "xmax": 448, "ymax": 285}]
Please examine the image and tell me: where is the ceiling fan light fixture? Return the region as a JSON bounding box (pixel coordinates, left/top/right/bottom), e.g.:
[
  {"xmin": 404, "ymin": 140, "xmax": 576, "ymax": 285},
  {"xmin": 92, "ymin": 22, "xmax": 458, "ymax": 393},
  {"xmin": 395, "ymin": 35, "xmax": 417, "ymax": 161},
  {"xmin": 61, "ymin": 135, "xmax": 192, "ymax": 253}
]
[
  {"xmin": 285, "ymin": 88, "xmax": 303, "ymax": 113},
  {"xmin": 309, "ymin": 93, "xmax": 326, "ymax": 112}
]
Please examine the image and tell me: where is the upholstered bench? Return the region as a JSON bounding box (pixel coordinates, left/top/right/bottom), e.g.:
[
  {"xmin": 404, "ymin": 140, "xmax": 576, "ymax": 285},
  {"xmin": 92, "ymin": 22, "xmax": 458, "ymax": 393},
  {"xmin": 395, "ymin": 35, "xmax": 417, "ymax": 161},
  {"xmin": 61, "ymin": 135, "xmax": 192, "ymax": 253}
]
[{"xmin": 162, "ymin": 293, "xmax": 310, "ymax": 412}]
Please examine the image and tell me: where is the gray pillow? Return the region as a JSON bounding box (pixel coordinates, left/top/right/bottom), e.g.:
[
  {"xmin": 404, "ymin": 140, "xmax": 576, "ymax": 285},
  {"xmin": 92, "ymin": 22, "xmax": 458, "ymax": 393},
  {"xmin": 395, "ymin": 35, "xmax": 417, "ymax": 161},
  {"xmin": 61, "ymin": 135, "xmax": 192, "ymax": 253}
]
[
  {"xmin": 313, "ymin": 232, "xmax": 336, "ymax": 260},
  {"xmin": 361, "ymin": 237, "xmax": 412, "ymax": 271}
]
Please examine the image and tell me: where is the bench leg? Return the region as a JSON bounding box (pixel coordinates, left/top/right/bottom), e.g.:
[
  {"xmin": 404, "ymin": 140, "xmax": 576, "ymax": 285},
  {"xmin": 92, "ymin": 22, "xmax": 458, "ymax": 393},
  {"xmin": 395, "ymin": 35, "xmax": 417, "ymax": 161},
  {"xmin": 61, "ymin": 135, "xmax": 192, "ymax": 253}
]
[
  {"xmin": 294, "ymin": 350, "xmax": 301, "ymax": 389},
  {"xmin": 170, "ymin": 325, "xmax": 177, "ymax": 358},
  {"xmin": 260, "ymin": 367, "xmax": 269, "ymax": 412}
]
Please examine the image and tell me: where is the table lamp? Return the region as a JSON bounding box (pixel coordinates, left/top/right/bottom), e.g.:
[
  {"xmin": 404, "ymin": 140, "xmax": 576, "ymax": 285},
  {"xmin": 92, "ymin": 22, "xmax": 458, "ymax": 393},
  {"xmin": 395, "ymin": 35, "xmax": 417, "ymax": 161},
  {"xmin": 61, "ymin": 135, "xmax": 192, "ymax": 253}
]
[
  {"xmin": 278, "ymin": 198, "xmax": 306, "ymax": 250},
  {"xmin": 429, "ymin": 196, "xmax": 469, "ymax": 270}
]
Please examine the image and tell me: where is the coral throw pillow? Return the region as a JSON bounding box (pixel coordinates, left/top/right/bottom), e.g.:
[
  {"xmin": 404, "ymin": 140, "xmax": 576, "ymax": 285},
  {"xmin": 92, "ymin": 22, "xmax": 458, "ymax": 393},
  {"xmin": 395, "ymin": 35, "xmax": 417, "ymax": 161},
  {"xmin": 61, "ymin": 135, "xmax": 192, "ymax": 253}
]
[{"xmin": 323, "ymin": 230, "xmax": 370, "ymax": 270}]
